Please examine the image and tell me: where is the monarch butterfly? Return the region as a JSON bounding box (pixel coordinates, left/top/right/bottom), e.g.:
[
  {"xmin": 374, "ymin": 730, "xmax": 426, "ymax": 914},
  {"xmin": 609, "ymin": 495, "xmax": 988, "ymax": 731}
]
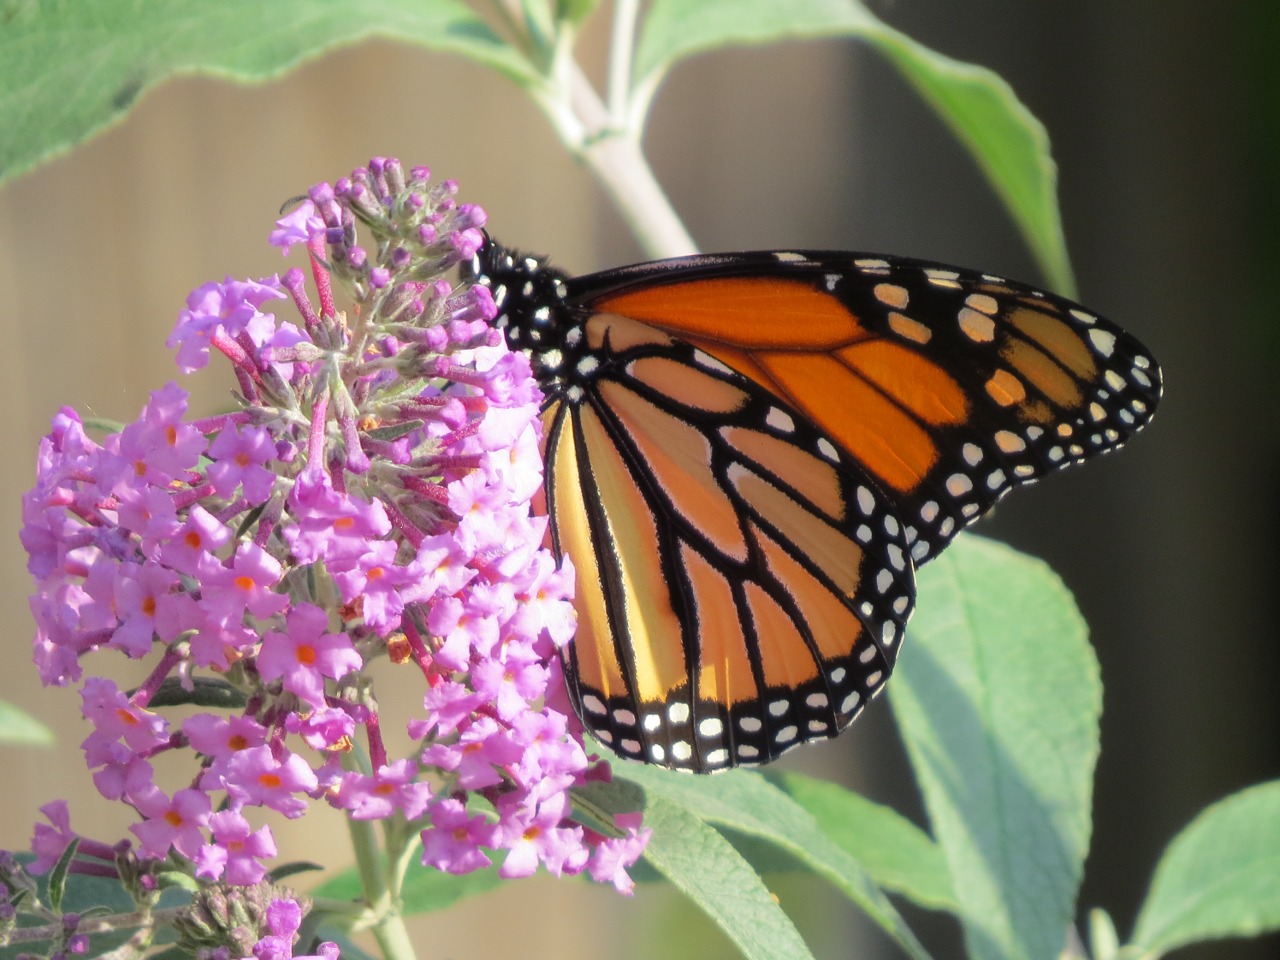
[{"xmin": 468, "ymin": 237, "xmax": 1161, "ymax": 773}]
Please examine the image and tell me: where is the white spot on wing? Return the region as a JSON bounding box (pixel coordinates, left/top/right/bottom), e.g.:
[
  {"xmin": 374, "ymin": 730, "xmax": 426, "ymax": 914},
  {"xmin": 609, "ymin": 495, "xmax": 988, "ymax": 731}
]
[
  {"xmin": 766, "ymin": 408, "xmax": 795, "ymax": 432},
  {"xmin": 856, "ymin": 486, "xmax": 876, "ymax": 516},
  {"xmin": 694, "ymin": 351, "xmax": 735, "ymax": 376},
  {"xmin": 1089, "ymin": 328, "xmax": 1117, "ymax": 357}
]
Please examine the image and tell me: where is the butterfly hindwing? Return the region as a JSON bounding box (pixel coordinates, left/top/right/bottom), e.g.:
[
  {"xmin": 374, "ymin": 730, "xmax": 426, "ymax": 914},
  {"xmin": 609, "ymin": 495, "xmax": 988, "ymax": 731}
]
[{"xmin": 544, "ymin": 312, "xmax": 915, "ymax": 771}]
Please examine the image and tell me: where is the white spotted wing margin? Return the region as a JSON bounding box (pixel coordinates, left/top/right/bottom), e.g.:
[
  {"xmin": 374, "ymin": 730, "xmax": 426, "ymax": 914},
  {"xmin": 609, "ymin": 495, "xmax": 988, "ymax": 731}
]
[{"xmin": 543, "ymin": 312, "xmax": 917, "ymax": 773}]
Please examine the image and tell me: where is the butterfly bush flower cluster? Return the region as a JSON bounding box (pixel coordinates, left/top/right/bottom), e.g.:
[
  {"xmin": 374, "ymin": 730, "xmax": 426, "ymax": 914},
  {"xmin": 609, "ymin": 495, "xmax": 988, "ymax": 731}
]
[{"xmin": 19, "ymin": 158, "xmax": 649, "ymax": 898}]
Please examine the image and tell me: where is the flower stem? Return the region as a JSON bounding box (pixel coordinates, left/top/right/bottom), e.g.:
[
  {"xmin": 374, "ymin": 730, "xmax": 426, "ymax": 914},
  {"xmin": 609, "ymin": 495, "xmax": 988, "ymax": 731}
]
[
  {"xmin": 606, "ymin": 0, "xmax": 640, "ymax": 125},
  {"xmin": 346, "ymin": 790, "xmax": 418, "ymax": 960},
  {"xmin": 531, "ymin": 35, "xmax": 697, "ymax": 260}
]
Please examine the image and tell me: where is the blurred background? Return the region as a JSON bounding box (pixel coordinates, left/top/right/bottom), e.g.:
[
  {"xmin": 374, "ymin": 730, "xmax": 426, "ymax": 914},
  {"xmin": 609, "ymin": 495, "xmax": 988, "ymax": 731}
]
[{"xmin": 0, "ymin": 1, "xmax": 1275, "ymax": 958}]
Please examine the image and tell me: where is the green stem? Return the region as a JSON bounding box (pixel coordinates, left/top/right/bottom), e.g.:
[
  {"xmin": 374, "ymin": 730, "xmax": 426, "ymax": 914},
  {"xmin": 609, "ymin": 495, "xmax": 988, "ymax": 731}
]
[
  {"xmin": 527, "ymin": 12, "xmax": 696, "ymax": 260},
  {"xmin": 606, "ymin": 0, "xmax": 640, "ymax": 125},
  {"xmin": 346, "ymin": 812, "xmax": 419, "ymax": 960},
  {"xmin": 559, "ymin": 63, "xmax": 696, "ymax": 259}
]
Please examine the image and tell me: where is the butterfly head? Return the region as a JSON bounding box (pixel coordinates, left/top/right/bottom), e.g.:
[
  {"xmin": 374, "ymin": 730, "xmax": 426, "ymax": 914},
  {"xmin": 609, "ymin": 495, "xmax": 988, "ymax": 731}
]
[{"xmin": 467, "ymin": 235, "xmax": 583, "ymax": 394}]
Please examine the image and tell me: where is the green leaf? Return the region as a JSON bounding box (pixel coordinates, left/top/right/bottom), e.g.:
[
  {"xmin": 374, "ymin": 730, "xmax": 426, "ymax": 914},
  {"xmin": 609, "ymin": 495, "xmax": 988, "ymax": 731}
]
[
  {"xmin": 47, "ymin": 838, "xmax": 80, "ymax": 914},
  {"xmin": 1130, "ymin": 780, "xmax": 1280, "ymax": 955},
  {"xmin": 0, "ymin": 699, "xmax": 54, "ymax": 746},
  {"xmin": 890, "ymin": 535, "xmax": 1099, "ymax": 960},
  {"xmin": 586, "ymin": 775, "xmax": 819, "ymax": 960},
  {"xmin": 556, "ymin": 0, "xmax": 601, "ymax": 26},
  {"xmin": 634, "ymin": 0, "xmax": 1074, "ymax": 293},
  {"xmin": 143, "ymin": 677, "xmax": 248, "ymax": 709},
  {"xmin": 265, "ymin": 860, "xmax": 324, "ymax": 883},
  {"xmin": 0, "ymin": 0, "xmax": 536, "ymax": 190},
  {"xmin": 0, "ymin": 858, "xmax": 189, "ymax": 960},
  {"xmin": 311, "ymin": 860, "xmax": 504, "ymax": 915},
  {"xmin": 155, "ymin": 870, "xmax": 200, "ymax": 893},
  {"xmin": 766, "ymin": 770, "xmax": 956, "ymax": 912},
  {"xmin": 602, "ymin": 767, "xmax": 932, "ymax": 960}
]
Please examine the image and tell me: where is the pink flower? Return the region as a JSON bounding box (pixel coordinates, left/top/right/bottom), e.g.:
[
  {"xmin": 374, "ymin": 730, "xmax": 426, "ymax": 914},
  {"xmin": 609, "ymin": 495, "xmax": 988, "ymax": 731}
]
[
  {"xmin": 29, "ymin": 800, "xmax": 75, "ymax": 874},
  {"xmin": 196, "ymin": 542, "xmax": 289, "ymax": 623},
  {"xmin": 196, "ymin": 810, "xmax": 277, "ymax": 884},
  {"xmin": 420, "ymin": 799, "xmax": 494, "ymax": 875},
  {"xmin": 207, "ymin": 423, "xmax": 279, "ymax": 504},
  {"xmin": 222, "ymin": 746, "xmax": 318, "ymax": 818},
  {"xmin": 17, "ymin": 157, "xmax": 646, "ymax": 889},
  {"xmin": 130, "ymin": 786, "xmax": 212, "ymax": 859},
  {"xmin": 109, "ymin": 382, "xmax": 207, "ymax": 483},
  {"xmin": 258, "ymin": 604, "xmax": 362, "ymax": 708},
  {"xmin": 158, "ymin": 504, "xmax": 232, "ymax": 576},
  {"xmin": 333, "ymin": 760, "xmax": 432, "ymax": 821}
]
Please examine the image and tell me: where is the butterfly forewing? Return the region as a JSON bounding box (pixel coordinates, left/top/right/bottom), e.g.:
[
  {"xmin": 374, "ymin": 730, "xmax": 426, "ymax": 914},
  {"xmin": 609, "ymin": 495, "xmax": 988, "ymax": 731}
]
[{"xmin": 572, "ymin": 251, "xmax": 1161, "ymax": 563}]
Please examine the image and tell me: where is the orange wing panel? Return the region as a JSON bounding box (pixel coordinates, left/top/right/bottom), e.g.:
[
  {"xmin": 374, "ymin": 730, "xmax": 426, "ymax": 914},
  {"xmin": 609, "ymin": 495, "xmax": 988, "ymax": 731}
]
[
  {"xmin": 595, "ymin": 278, "xmax": 869, "ymax": 349},
  {"xmin": 755, "ymin": 352, "xmax": 940, "ymax": 493},
  {"xmin": 597, "ymin": 378, "xmax": 750, "ymax": 563},
  {"xmin": 571, "ymin": 406, "xmax": 689, "ymax": 702},
  {"xmin": 718, "ymin": 425, "xmax": 846, "ymax": 523},
  {"xmin": 548, "ymin": 411, "xmax": 629, "ymax": 701},
  {"xmin": 1001, "ymin": 339, "xmax": 1085, "ymax": 409},
  {"xmin": 681, "ymin": 544, "xmax": 759, "ymax": 707},
  {"xmin": 626, "ymin": 355, "xmax": 751, "ymax": 415},
  {"xmin": 742, "ymin": 579, "xmax": 821, "ymax": 689},
  {"xmin": 836, "ymin": 339, "xmax": 970, "ymax": 426},
  {"xmin": 748, "ymin": 522, "xmax": 862, "ymax": 665},
  {"xmin": 1007, "ymin": 306, "xmax": 1099, "ymax": 380}
]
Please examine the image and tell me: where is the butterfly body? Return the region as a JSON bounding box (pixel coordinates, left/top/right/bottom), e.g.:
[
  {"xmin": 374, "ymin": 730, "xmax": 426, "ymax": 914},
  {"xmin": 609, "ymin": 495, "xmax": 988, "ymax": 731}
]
[{"xmin": 469, "ymin": 238, "xmax": 1161, "ymax": 773}]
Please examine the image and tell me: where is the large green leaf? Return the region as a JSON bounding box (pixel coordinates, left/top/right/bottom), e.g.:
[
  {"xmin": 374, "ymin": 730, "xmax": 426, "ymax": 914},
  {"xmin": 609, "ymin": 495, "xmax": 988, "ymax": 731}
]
[
  {"xmin": 890, "ymin": 536, "xmax": 1100, "ymax": 960},
  {"xmin": 586, "ymin": 775, "xmax": 818, "ymax": 960},
  {"xmin": 602, "ymin": 766, "xmax": 932, "ymax": 959},
  {"xmin": 311, "ymin": 859, "xmax": 503, "ymax": 915},
  {"xmin": 0, "ymin": 856, "xmax": 189, "ymax": 960},
  {"xmin": 767, "ymin": 770, "xmax": 956, "ymax": 913},
  {"xmin": 0, "ymin": 699, "xmax": 54, "ymax": 745},
  {"xmin": 0, "ymin": 0, "xmax": 535, "ymax": 189},
  {"xmin": 635, "ymin": 0, "xmax": 1075, "ymax": 294},
  {"xmin": 1130, "ymin": 780, "xmax": 1280, "ymax": 955}
]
